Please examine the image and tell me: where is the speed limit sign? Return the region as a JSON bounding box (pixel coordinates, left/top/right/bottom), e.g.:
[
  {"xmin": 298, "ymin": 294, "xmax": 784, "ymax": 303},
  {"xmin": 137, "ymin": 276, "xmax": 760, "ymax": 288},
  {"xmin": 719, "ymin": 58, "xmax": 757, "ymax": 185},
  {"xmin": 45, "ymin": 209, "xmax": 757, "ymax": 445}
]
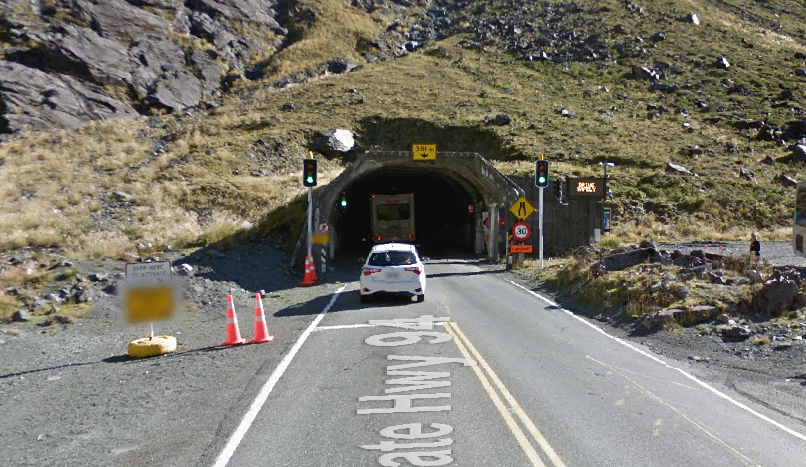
[{"xmin": 512, "ymin": 221, "xmax": 532, "ymax": 242}]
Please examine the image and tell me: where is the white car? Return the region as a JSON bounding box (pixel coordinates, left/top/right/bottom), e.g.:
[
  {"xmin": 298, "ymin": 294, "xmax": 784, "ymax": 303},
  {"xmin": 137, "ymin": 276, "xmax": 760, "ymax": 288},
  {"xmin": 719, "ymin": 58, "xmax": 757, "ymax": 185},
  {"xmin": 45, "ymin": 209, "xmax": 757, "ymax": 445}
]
[{"xmin": 359, "ymin": 243, "xmax": 426, "ymax": 303}]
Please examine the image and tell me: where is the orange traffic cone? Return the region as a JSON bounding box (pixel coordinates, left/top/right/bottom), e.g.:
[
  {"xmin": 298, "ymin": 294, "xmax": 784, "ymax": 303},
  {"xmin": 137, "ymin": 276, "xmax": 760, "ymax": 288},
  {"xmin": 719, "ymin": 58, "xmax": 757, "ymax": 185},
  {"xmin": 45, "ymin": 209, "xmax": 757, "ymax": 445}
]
[
  {"xmin": 250, "ymin": 292, "xmax": 274, "ymax": 344},
  {"xmin": 301, "ymin": 254, "xmax": 319, "ymax": 286},
  {"xmin": 223, "ymin": 293, "xmax": 245, "ymax": 346}
]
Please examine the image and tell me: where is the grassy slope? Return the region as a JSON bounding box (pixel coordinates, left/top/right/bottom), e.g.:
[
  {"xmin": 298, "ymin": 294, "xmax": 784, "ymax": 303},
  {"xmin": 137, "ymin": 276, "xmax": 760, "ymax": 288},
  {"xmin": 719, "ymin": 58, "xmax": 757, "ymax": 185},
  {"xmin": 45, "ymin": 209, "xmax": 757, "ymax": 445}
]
[{"xmin": 0, "ymin": 0, "xmax": 805, "ymax": 258}]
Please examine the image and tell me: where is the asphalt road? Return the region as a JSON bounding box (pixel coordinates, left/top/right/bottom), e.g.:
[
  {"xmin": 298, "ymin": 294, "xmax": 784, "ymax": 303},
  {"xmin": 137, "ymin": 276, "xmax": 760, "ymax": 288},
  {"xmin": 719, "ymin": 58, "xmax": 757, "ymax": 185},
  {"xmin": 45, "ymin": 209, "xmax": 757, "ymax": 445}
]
[{"xmin": 215, "ymin": 259, "xmax": 806, "ymax": 467}]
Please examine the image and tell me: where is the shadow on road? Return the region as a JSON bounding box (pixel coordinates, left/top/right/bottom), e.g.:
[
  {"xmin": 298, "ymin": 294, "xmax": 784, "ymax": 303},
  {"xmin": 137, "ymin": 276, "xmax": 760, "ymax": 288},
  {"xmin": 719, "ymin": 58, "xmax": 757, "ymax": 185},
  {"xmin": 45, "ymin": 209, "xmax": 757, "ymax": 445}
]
[
  {"xmin": 0, "ymin": 344, "xmax": 231, "ymax": 379},
  {"xmin": 273, "ymin": 289, "xmax": 424, "ymax": 317},
  {"xmin": 427, "ymin": 269, "xmax": 504, "ymax": 279}
]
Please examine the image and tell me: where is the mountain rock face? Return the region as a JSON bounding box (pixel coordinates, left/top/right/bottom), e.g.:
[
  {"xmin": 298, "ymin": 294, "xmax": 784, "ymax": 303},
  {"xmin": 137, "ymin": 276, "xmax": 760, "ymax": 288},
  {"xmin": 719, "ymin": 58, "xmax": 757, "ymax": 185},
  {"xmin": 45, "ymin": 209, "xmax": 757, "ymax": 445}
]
[
  {"xmin": 0, "ymin": 0, "xmax": 439, "ymax": 133},
  {"xmin": 0, "ymin": 0, "xmax": 286, "ymax": 132}
]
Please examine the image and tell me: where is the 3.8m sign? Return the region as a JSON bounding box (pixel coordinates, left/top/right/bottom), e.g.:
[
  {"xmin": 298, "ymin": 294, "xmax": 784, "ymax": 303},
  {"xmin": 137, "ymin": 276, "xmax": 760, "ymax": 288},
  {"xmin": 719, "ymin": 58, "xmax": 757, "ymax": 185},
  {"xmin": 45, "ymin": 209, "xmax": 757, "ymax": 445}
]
[{"xmin": 567, "ymin": 177, "xmax": 605, "ymax": 198}]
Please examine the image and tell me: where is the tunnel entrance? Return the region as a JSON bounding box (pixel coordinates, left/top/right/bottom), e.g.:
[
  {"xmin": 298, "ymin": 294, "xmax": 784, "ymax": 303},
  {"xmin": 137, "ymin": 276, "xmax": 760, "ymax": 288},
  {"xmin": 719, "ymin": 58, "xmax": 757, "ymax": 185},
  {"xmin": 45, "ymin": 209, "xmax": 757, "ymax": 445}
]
[
  {"xmin": 313, "ymin": 151, "xmax": 523, "ymax": 262},
  {"xmin": 334, "ymin": 168, "xmax": 479, "ymax": 256}
]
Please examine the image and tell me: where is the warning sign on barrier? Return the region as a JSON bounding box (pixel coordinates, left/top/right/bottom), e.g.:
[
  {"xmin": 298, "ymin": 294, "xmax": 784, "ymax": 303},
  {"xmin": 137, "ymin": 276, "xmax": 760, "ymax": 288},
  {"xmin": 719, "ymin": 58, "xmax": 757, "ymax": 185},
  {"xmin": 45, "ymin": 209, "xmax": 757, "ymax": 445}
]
[{"xmin": 510, "ymin": 245, "xmax": 533, "ymax": 254}]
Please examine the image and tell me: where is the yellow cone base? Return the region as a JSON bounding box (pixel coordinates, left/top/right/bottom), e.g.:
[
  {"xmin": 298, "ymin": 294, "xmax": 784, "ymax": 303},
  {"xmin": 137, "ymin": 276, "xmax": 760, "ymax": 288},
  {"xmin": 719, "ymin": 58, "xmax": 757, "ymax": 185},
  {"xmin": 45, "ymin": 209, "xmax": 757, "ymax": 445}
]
[{"xmin": 127, "ymin": 335, "xmax": 177, "ymax": 358}]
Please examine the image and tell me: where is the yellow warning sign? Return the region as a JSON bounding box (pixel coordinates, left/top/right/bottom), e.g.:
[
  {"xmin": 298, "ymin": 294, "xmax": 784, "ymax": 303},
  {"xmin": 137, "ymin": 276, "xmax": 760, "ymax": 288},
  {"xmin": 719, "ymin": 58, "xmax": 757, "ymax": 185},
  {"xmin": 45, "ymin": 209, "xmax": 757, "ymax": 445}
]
[
  {"xmin": 412, "ymin": 143, "xmax": 436, "ymax": 160},
  {"xmin": 312, "ymin": 233, "xmax": 330, "ymax": 245},
  {"xmin": 123, "ymin": 285, "xmax": 176, "ymax": 324},
  {"xmin": 510, "ymin": 196, "xmax": 535, "ymax": 220}
]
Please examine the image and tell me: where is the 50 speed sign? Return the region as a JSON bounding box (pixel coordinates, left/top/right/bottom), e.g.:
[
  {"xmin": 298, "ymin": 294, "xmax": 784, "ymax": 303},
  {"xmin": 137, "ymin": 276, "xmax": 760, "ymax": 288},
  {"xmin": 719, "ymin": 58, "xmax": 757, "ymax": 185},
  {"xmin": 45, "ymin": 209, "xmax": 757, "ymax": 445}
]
[{"xmin": 512, "ymin": 221, "xmax": 532, "ymax": 242}]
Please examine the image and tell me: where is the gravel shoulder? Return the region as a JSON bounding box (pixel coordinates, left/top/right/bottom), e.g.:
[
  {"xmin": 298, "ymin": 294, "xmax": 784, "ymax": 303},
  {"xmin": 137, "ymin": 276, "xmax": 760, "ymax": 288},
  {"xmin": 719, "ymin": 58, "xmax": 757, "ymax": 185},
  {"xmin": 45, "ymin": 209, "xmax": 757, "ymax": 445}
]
[
  {"xmin": 503, "ymin": 241, "xmax": 806, "ymax": 429},
  {"xmin": 0, "ymin": 243, "xmax": 355, "ymax": 467}
]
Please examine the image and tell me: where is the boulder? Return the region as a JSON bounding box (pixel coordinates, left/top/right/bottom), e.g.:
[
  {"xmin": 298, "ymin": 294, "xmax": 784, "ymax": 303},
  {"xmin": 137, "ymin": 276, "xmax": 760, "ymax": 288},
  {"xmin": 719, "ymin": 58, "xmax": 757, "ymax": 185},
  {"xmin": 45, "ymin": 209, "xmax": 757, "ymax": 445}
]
[
  {"xmin": 632, "ymin": 65, "xmax": 661, "ymax": 81},
  {"xmin": 12, "ymin": 309, "xmax": 31, "ymax": 322},
  {"xmin": 318, "ymin": 129, "xmax": 356, "ymax": 154},
  {"xmin": 739, "ymin": 166, "xmax": 755, "ymax": 182},
  {"xmin": 793, "ymin": 145, "xmax": 806, "ymax": 163},
  {"xmin": 174, "ymin": 263, "xmax": 194, "ymax": 276},
  {"xmin": 643, "ymin": 308, "xmax": 682, "ymax": 329},
  {"xmin": 112, "ymin": 191, "xmax": 136, "ymax": 203},
  {"xmin": 666, "ymin": 162, "xmax": 696, "ymax": 176},
  {"xmin": 774, "ymin": 174, "xmax": 798, "ymax": 187},
  {"xmin": 753, "ymin": 278, "xmax": 800, "ymax": 314},
  {"xmin": 685, "ymin": 13, "xmax": 701, "ymax": 25},
  {"xmin": 600, "ymin": 248, "xmax": 660, "ymax": 272},
  {"xmin": 75, "ymin": 290, "xmax": 95, "ymax": 304},
  {"xmin": 492, "ymin": 114, "xmax": 512, "ymax": 126},
  {"xmin": 88, "ymin": 273, "xmax": 109, "ymax": 282},
  {"xmin": 716, "ymin": 324, "xmax": 751, "ymax": 339}
]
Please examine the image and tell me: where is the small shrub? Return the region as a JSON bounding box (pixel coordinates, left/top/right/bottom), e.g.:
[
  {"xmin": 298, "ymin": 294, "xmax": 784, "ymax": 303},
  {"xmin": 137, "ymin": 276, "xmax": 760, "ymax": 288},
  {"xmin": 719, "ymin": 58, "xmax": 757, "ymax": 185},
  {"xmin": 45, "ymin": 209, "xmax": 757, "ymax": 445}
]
[
  {"xmin": 0, "ymin": 295, "xmax": 19, "ymax": 322},
  {"xmin": 598, "ymin": 236, "xmax": 622, "ymax": 249},
  {"xmin": 752, "ymin": 336, "xmax": 770, "ymax": 345}
]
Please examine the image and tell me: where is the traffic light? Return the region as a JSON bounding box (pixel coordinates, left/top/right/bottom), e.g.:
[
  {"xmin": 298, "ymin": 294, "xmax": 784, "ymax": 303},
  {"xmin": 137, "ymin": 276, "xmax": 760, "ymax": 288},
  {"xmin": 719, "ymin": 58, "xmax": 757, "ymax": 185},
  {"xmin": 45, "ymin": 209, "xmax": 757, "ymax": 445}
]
[
  {"xmin": 339, "ymin": 192, "xmax": 348, "ymax": 209},
  {"xmin": 302, "ymin": 158, "xmax": 317, "ymax": 187},
  {"xmin": 535, "ymin": 160, "xmax": 549, "ymax": 188},
  {"xmin": 553, "ymin": 178, "xmax": 563, "ymax": 199}
]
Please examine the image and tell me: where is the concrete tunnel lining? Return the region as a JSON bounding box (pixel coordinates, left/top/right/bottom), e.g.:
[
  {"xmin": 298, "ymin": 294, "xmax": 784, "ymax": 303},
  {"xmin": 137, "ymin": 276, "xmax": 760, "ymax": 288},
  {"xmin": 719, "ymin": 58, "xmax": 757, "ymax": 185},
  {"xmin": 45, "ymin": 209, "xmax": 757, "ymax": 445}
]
[{"xmin": 312, "ymin": 151, "xmax": 524, "ymax": 259}]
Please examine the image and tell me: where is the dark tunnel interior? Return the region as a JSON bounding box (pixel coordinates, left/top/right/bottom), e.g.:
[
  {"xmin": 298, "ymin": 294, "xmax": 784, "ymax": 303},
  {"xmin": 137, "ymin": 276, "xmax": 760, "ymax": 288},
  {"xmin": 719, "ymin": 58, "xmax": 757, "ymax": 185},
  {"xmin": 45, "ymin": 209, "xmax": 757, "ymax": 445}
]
[{"xmin": 333, "ymin": 168, "xmax": 481, "ymax": 256}]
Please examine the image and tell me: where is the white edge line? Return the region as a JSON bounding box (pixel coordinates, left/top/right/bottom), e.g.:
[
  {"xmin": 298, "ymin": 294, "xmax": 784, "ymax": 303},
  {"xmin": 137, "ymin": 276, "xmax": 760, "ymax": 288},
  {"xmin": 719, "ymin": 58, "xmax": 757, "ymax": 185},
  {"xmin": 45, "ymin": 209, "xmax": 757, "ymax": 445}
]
[
  {"xmin": 507, "ymin": 279, "xmax": 806, "ymax": 443},
  {"xmin": 212, "ymin": 285, "xmax": 347, "ymax": 467}
]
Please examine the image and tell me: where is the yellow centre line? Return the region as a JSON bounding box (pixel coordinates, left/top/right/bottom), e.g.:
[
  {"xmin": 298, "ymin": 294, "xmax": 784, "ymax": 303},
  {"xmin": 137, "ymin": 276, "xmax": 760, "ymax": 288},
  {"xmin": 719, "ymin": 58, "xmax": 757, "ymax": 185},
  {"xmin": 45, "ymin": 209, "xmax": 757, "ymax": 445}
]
[
  {"xmin": 444, "ymin": 322, "xmax": 547, "ymax": 467},
  {"xmin": 447, "ymin": 321, "xmax": 569, "ymax": 467}
]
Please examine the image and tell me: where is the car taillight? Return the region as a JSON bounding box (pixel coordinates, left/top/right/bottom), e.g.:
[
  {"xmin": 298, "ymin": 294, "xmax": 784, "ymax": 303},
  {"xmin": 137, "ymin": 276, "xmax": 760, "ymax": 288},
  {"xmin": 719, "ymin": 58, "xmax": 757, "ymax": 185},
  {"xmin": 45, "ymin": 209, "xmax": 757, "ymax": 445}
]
[
  {"xmin": 407, "ymin": 234, "xmax": 414, "ymax": 240},
  {"xmin": 404, "ymin": 267, "xmax": 421, "ymax": 275},
  {"xmin": 363, "ymin": 268, "xmax": 381, "ymax": 276}
]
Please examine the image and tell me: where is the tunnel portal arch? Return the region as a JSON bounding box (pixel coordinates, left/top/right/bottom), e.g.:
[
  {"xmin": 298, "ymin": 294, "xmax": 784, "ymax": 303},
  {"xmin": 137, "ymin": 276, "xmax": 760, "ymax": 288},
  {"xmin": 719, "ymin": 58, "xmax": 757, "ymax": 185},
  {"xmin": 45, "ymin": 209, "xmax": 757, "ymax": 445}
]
[{"xmin": 315, "ymin": 151, "xmax": 524, "ymax": 260}]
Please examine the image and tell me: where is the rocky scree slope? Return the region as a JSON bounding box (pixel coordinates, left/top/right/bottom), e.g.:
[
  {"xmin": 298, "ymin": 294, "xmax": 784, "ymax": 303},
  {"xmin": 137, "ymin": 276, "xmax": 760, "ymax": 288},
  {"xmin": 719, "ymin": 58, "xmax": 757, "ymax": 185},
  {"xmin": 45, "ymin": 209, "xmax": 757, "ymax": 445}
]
[{"xmin": 0, "ymin": 0, "xmax": 443, "ymax": 133}]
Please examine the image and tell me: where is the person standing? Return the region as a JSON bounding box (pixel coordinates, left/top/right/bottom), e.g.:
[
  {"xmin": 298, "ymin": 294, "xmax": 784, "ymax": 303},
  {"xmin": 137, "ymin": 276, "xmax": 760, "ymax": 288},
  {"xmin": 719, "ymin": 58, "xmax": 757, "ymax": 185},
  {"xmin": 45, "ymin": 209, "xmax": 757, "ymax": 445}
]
[{"xmin": 749, "ymin": 232, "xmax": 760, "ymax": 261}]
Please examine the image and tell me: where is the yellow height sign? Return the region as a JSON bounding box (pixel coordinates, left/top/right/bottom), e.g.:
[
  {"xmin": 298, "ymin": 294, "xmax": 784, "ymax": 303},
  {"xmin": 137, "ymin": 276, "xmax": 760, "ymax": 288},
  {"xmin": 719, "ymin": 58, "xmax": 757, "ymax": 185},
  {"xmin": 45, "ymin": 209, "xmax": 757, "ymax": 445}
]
[{"xmin": 413, "ymin": 143, "xmax": 436, "ymax": 160}]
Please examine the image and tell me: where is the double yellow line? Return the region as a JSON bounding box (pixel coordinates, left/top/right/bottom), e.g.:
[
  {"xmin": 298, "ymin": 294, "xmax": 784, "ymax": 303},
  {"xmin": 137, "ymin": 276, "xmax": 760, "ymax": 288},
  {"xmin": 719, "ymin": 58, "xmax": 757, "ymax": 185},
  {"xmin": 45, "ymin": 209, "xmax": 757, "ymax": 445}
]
[{"xmin": 445, "ymin": 322, "xmax": 568, "ymax": 467}]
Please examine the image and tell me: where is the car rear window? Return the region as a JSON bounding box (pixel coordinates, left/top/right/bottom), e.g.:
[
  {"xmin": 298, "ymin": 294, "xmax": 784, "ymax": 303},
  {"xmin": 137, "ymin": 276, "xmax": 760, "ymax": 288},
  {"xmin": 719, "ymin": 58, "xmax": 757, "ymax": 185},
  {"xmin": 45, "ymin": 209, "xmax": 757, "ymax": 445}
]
[{"xmin": 368, "ymin": 251, "xmax": 417, "ymax": 266}]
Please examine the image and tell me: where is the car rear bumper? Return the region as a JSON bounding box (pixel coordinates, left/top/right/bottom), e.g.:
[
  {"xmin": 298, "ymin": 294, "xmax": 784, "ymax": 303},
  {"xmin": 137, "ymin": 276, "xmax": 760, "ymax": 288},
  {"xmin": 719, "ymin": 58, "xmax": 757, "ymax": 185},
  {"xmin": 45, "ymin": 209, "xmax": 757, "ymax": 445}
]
[{"xmin": 359, "ymin": 279, "xmax": 424, "ymax": 296}]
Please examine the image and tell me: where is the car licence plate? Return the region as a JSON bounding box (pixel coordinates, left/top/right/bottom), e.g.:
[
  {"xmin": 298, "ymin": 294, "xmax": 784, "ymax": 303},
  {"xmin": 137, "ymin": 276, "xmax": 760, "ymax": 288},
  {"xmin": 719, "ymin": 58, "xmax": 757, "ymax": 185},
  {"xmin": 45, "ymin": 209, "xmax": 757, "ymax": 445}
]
[{"xmin": 386, "ymin": 271, "xmax": 400, "ymax": 279}]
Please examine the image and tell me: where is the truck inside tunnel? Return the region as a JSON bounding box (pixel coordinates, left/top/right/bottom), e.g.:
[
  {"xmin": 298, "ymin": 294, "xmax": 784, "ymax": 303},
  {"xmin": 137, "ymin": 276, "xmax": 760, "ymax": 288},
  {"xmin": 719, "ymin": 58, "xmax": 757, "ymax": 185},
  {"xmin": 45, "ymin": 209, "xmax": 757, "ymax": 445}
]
[{"xmin": 333, "ymin": 168, "xmax": 480, "ymax": 256}]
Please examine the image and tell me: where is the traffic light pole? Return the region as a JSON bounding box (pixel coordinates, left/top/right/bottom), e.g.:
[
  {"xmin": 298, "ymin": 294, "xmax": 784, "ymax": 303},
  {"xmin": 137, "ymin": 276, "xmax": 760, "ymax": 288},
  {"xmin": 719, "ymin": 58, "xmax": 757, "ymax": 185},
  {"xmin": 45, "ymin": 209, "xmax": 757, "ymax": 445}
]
[
  {"xmin": 538, "ymin": 186, "xmax": 544, "ymax": 269},
  {"xmin": 307, "ymin": 187, "xmax": 313, "ymax": 258}
]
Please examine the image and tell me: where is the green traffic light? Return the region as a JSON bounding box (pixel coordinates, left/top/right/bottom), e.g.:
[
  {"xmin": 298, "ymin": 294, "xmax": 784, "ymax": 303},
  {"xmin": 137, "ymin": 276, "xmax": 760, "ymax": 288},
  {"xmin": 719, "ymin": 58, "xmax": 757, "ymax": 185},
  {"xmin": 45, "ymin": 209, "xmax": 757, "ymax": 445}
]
[
  {"xmin": 538, "ymin": 176, "xmax": 546, "ymax": 184},
  {"xmin": 340, "ymin": 199, "xmax": 348, "ymax": 207},
  {"xmin": 306, "ymin": 176, "xmax": 314, "ymax": 184}
]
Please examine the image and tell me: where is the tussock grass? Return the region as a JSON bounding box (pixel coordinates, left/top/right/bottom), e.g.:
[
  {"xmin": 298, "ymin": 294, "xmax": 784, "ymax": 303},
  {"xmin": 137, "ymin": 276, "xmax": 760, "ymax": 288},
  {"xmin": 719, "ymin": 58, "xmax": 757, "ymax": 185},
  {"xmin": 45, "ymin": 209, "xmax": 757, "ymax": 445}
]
[
  {"xmin": 0, "ymin": 295, "xmax": 18, "ymax": 322},
  {"xmin": 2, "ymin": 0, "xmax": 805, "ymax": 261},
  {"xmin": 258, "ymin": 0, "xmax": 381, "ymax": 80}
]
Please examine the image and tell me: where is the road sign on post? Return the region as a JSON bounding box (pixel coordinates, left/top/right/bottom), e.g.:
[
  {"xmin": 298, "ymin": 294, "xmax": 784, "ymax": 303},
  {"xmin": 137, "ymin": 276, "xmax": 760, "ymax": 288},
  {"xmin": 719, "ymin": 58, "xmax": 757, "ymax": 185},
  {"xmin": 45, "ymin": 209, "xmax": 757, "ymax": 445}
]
[
  {"xmin": 603, "ymin": 208, "xmax": 611, "ymax": 232},
  {"xmin": 512, "ymin": 221, "xmax": 532, "ymax": 242},
  {"xmin": 412, "ymin": 143, "xmax": 436, "ymax": 160},
  {"xmin": 509, "ymin": 197, "xmax": 535, "ymax": 220}
]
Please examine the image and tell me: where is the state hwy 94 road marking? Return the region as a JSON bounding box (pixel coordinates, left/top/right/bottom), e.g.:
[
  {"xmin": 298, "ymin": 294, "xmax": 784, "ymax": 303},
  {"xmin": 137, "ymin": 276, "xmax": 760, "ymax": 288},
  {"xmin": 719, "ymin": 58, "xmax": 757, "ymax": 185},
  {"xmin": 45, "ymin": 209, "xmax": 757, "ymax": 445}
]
[{"xmin": 444, "ymin": 322, "xmax": 567, "ymax": 467}]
